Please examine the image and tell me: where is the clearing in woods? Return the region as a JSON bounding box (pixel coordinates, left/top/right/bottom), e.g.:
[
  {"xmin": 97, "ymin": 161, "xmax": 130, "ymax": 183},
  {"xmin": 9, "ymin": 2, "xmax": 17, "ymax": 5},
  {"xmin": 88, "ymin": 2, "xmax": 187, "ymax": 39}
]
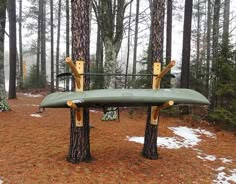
[{"xmin": 0, "ymin": 93, "xmax": 235, "ymax": 183}]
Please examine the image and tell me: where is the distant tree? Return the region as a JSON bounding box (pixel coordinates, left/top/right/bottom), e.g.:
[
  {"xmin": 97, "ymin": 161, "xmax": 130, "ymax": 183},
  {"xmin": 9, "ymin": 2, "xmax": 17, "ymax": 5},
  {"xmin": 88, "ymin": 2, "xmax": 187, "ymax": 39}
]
[
  {"xmin": 67, "ymin": 0, "xmax": 91, "ymax": 163},
  {"xmin": 8, "ymin": 0, "xmax": 17, "ymax": 99},
  {"xmin": 210, "ymin": 0, "xmax": 221, "ymax": 109},
  {"xmin": 93, "ymin": 0, "xmax": 131, "ymax": 87},
  {"xmin": 125, "ymin": 2, "xmax": 132, "ymax": 88},
  {"xmin": 166, "ymin": 0, "xmax": 172, "ymax": 86},
  {"xmin": 0, "ymin": 0, "xmax": 10, "ymax": 111},
  {"xmin": 65, "ymin": 0, "xmax": 70, "ymax": 91},
  {"xmin": 18, "ymin": 0, "xmax": 23, "ymax": 89},
  {"xmin": 142, "ymin": 0, "xmax": 165, "ymax": 160},
  {"xmin": 56, "ymin": 0, "xmax": 62, "ymax": 91},
  {"xmin": 50, "ymin": 0, "xmax": 54, "ymax": 92},
  {"xmin": 132, "ymin": 0, "xmax": 140, "ymax": 82},
  {"xmin": 40, "ymin": 0, "xmax": 46, "ymax": 87},
  {"xmin": 180, "ymin": 0, "xmax": 193, "ymax": 89}
]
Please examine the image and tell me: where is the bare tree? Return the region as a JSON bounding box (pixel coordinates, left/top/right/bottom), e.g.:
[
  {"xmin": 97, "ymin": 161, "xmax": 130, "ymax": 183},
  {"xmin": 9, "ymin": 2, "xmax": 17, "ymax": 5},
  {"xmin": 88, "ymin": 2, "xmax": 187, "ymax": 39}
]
[{"xmin": 50, "ymin": 0, "xmax": 54, "ymax": 92}]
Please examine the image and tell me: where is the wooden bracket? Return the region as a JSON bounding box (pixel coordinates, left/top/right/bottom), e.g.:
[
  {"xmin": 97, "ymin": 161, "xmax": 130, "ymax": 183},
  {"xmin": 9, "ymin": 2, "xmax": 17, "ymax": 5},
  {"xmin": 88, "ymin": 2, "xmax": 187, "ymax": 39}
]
[
  {"xmin": 151, "ymin": 101, "xmax": 174, "ymax": 125},
  {"xmin": 66, "ymin": 58, "xmax": 84, "ymax": 127},
  {"xmin": 151, "ymin": 60, "xmax": 175, "ymax": 125}
]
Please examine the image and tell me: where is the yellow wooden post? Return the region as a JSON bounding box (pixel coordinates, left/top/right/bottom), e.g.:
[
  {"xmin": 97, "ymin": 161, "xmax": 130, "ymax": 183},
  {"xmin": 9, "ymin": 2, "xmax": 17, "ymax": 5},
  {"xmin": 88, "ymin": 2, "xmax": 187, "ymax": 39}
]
[
  {"xmin": 66, "ymin": 57, "xmax": 84, "ymax": 127},
  {"xmin": 151, "ymin": 62, "xmax": 161, "ymax": 125}
]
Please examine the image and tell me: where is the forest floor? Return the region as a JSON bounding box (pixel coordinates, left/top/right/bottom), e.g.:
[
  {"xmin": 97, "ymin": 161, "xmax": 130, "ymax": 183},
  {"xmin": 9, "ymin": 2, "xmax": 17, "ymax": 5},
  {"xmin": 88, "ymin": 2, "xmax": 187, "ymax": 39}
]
[{"xmin": 0, "ymin": 93, "xmax": 236, "ymax": 184}]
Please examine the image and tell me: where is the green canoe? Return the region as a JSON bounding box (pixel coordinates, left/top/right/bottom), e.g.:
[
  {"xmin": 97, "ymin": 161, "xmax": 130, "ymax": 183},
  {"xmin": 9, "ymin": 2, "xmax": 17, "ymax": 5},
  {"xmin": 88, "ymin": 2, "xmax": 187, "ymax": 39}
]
[{"xmin": 40, "ymin": 88, "xmax": 210, "ymax": 108}]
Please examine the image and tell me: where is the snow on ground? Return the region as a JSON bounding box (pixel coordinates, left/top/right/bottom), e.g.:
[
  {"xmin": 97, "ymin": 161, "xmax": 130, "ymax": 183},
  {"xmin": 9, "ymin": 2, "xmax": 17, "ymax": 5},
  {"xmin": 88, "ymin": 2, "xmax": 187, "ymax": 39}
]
[
  {"xmin": 0, "ymin": 179, "xmax": 3, "ymax": 184},
  {"xmin": 219, "ymin": 158, "xmax": 233, "ymax": 164},
  {"xmin": 127, "ymin": 126, "xmax": 215, "ymax": 149},
  {"xmin": 30, "ymin": 114, "xmax": 42, "ymax": 118},
  {"xmin": 127, "ymin": 126, "xmax": 235, "ymax": 183},
  {"xmin": 213, "ymin": 169, "xmax": 236, "ymax": 184},
  {"xmin": 89, "ymin": 110, "xmax": 102, "ymax": 113},
  {"xmin": 19, "ymin": 93, "xmax": 42, "ymax": 98}
]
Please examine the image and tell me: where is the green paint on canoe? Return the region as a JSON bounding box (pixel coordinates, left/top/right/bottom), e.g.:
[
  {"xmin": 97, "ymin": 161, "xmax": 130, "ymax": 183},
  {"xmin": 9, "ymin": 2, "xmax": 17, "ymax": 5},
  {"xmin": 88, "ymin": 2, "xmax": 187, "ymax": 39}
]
[{"xmin": 40, "ymin": 88, "xmax": 210, "ymax": 108}]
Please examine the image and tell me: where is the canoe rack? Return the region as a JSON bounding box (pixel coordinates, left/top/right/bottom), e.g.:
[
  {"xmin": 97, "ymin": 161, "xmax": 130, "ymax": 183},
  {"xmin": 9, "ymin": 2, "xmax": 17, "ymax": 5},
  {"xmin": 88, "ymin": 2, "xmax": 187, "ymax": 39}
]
[{"xmin": 65, "ymin": 57, "xmax": 176, "ymax": 127}]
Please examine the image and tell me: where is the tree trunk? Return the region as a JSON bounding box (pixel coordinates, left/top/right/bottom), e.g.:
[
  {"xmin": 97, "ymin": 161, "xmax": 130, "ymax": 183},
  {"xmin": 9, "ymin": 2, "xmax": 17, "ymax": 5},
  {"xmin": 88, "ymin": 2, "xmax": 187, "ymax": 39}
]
[
  {"xmin": 125, "ymin": 2, "xmax": 132, "ymax": 89},
  {"xmin": 180, "ymin": 0, "xmax": 193, "ymax": 88},
  {"xmin": 0, "ymin": 0, "xmax": 10, "ymax": 111},
  {"xmin": 210, "ymin": 0, "xmax": 221, "ymax": 109},
  {"xmin": 8, "ymin": 0, "xmax": 17, "ymax": 99},
  {"xmin": 65, "ymin": 0, "xmax": 70, "ymax": 91},
  {"xmin": 36, "ymin": 0, "xmax": 42, "ymax": 88},
  {"xmin": 18, "ymin": 0, "xmax": 23, "ymax": 89},
  {"xmin": 196, "ymin": 0, "xmax": 201, "ymax": 79},
  {"xmin": 50, "ymin": 0, "xmax": 54, "ymax": 93},
  {"xmin": 142, "ymin": 0, "xmax": 165, "ymax": 160},
  {"xmin": 166, "ymin": 0, "xmax": 172, "ymax": 86},
  {"xmin": 206, "ymin": 0, "xmax": 211, "ymax": 98},
  {"xmin": 56, "ymin": 0, "xmax": 62, "ymax": 91},
  {"xmin": 222, "ymin": 0, "xmax": 230, "ymax": 46},
  {"xmin": 68, "ymin": 0, "xmax": 91, "ymax": 164},
  {"xmin": 132, "ymin": 0, "xmax": 140, "ymax": 82},
  {"xmin": 41, "ymin": 0, "xmax": 46, "ymax": 87}
]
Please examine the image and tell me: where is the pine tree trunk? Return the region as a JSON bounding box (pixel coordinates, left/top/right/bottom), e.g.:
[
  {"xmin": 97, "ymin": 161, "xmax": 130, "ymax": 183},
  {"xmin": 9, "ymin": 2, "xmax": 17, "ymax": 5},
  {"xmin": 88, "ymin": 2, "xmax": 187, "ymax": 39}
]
[
  {"xmin": 211, "ymin": 0, "xmax": 221, "ymax": 109},
  {"xmin": 50, "ymin": 0, "xmax": 54, "ymax": 92},
  {"xmin": 143, "ymin": 0, "xmax": 165, "ymax": 160},
  {"xmin": 166, "ymin": 0, "xmax": 172, "ymax": 86},
  {"xmin": 180, "ymin": 0, "xmax": 193, "ymax": 88},
  {"xmin": 132, "ymin": 0, "xmax": 140, "ymax": 82},
  {"xmin": 196, "ymin": 0, "xmax": 201, "ymax": 79},
  {"xmin": 206, "ymin": 0, "xmax": 211, "ymax": 98},
  {"xmin": 41, "ymin": 0, "xmax": 46, "ymax": 87},
  {"xmin": 8, "ymin": 0, "xmax": 17, "ymax": 99},
  {"xmin": 68, "ymin": 0, "xmax": 91, "ymax": 164},
  {"xmin": 18, "ymin": 0, "xmax": 23, "ymax": 89},
  {"xmin": 36, "ymin": 0, "xmax": 42, "ymax": 88},
  {"xmin": 65, "ymin": 0, "xmax": 70, "ymax": 91},
  {"xmin": 0, "ymin": 0, "xmax": 10, "ymax": 111},
  {"xmin": 125, "ymin": 2, "xmax": 132, "ymax": 88},
  {"xmin": 56, "ymin": 0, "xmax": 62, "ymax": 91}
]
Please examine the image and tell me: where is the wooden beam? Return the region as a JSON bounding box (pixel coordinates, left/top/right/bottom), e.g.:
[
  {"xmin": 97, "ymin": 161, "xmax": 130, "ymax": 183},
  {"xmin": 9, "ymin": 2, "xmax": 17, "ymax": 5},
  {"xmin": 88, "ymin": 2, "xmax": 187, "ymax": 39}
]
[
  {"xmin": 152, "ymin": 101, "xmax": 174, "ymax": 121},
  {"xmin": 155, "ymin": 60, "xmax": 175, "ymax": 89},
  {"xmin": 66, "ymin": 57, "xmax": 81, "ymax": 89}
]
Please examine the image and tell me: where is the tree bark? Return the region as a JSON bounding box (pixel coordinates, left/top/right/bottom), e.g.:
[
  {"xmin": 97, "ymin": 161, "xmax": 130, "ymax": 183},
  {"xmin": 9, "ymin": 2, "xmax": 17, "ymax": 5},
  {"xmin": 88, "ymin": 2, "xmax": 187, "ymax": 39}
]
[
  {"xmin": 65, "ymin": 0, "xmax": 70, "ymax": 91},
  {"xmin": 8, "ymin": 0, "xmax": 17, "ymax": 99},
  {"xmin": 41, "ymin": 0, "xmax": 46, "ymax": 87},
  {"xmin": 166, "ymin": 0, "xmax": 172, "ymax": 86},
  {"xmin": 206, "ymin": 0, "xmax": 211, "ymax": 98},
  {"xmin": 132, "ymin": 0, "xmax": 140, "ymax": 82},
  {"xmin": 125, "ymin": 2, "xmax": 132, "ymax": 89},
  {"xmin": 196, "ymin": 0, "xmax": 201, "ymax": 79},
  {"xmin": 210, "ymin": 0, "xmax": 221, "ymax": 109},
  {"xmin": 56, "ymin": 0, "xmax": 62, "ymax": 91},
  {"xmin": 18, "ymin": 0, "xmax": 23, "ymax": 89},
  {"xmin": 50, "ymin": 0, "xmax": 54, "ymax": 92},
  {"xmin": 68, "ymin": 0, "xmax": 91, "ymax": 163},
  {"xmin": 0, "ymin": 0, "xmax": 10, "ymax": 111},
  {"xmin": 142, "ymin": 0, "xmax": 165, "ymax": 160},
  {"xmin": 180, "ymin": 0, "xmax": 193, "ymax": 88}
]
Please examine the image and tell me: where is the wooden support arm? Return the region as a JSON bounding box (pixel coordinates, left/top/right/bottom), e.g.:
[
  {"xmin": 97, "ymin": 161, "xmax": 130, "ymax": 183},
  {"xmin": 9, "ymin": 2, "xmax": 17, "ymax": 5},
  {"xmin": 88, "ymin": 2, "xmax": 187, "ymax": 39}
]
[
  {"xmin": 66, "ymin": 57, "xmax": 81, "ymax": 89},
  {"xmin": 152, "ymin": 101, "xmax": 174, "ymax": 122},
  {"xmin": 67, "ymin": 100, "xmax": 82, "ymax": 122},
  {"xmin": 155, "ymin": 60, "xmax": 175, "ymax": 89},
  {"xmin": 158, "ymin": 60, "xmax": 175, "ymax": 79}
]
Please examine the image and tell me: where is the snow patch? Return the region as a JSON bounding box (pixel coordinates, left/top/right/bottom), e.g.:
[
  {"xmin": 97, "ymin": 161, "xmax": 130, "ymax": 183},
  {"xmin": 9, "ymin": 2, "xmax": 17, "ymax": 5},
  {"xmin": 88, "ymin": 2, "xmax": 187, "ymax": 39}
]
[
  {"xmin": 30, "ymin": 114, "xmax": 42, "ymax": 118},
  {"xmin": 197, "ymin": 154, "xmax": 216, "ymax": 161},
  {"xmin": 21, "ymin": 93, "xmax": 42, "ymax": 98},
  {"xmin": 0, "ymin": 178, "xmax": 3, "ymax": 184},
  {"xmin": 213, "ymin": 169, "xmax": 236, "ymax": 184},
  {"xmin": 219, "ymin": 158, "xmax": 233, "ymax": 164},
  {"xmin": 216, "ymin": 167, "xmax": 225, "ymax": 171},
  {"xmin": 127, "ymin": 126, "xmax": 216, "ymax": 149},
  {"xmin": 90, "ymin": 110, "xmax": 102, "ymax": 113}
]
